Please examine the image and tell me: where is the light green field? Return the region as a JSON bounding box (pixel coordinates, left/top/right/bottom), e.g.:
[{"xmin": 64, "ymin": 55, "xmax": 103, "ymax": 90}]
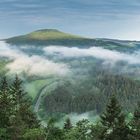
[
  {"xmin": 27, "ymin": 29, "xmax": 83, "ymax": 40},
  {"xmin": 24, "ymin": 79, "xmax": 48, "ymax": 100},
  {"xmin": 0, "ymin": 60, "xmax": 8, "ymax": 75},
  {"xmin": 24, "ymin": 77, "xmax": 61, "ymax": 100}
]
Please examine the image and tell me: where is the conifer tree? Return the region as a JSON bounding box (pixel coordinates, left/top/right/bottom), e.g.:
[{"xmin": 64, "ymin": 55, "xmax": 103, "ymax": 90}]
[
  {"xmin": 100, "ymin": 94, "xmax": 130, "ymax": 140},
  {"xmin": 130, "ymin": 102, "xmax": 140, "ymax": 140},
  {"xmin": 0, "ymin": 77, "xmax": 11, "ymax": 139},
  {"xmin": 0, "ymin": 76, "xmax": 41, "ymax": 139},
  {"xmin": 0, "ymin": 77, "xmax": 11, "ymax": 128},
  {"xmin": 64, "ymin": 118, "xmax": 72, "ymax": 131},
  {"xmin": 75, "ymin": 119, "xmax": 91, "ymax": 140},
  {"xmin": 46, "ymin": 118, "xmax": 64, "ymax": 140},
  {"xmin": 11, "ymin": 75, "xmax": 40, "ymax": 128},
  {"xmin": 8, "ymin": 76, "xmax": 40, "ymax": 139}
]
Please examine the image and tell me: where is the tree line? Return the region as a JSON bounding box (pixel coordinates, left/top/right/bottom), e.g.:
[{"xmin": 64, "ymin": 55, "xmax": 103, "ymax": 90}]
[
  {"xmin": 0, "ymin": 76, "xmax": 139, "ymax": 140},
  {"xmin": 44, "ymin": 74, "xmax": 140, "ymax": 115}
]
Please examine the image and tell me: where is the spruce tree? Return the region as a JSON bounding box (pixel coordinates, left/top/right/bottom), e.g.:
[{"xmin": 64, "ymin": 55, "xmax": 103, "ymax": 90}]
[
  {"xmin": 8, "ymin": 76, "xmax": 40, "ymax": 139},
  {"xmin": 75, "ymin": 119, "xmax": 91, "ymax": 140},
  {"xmin": 0, "ymin": 77, "xmax": 10, "ymax": 128},
  {"xmin": 130, "ymin": 102, "xmax": 140, "ymax": 140},
  {"xmin": 64, "ymin": 118, "xmax": 72, "ymax": 131},
  {"xmin": 11, "ymin": 75, "xmax": 40, "ymax": 128},
  {"xmin": 0, "ymin": 76, "xmax": 41, "ymax": 139},
  {"xmin": 0, "ymin": 77, "xmax": 11, "ymax": 139},
  {"xmin": 100, "ymin": 94, "xmax": 129, "ymax": 140},
  {"xmin": 46, "ymin": 118, "xmax": 64, "ymax": 140}
]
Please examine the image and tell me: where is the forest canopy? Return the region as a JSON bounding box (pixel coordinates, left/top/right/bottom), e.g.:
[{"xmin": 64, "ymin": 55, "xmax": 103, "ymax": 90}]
[{"xmin": 0, "ymin": 76, "xmax": 139, "ymax": 140}]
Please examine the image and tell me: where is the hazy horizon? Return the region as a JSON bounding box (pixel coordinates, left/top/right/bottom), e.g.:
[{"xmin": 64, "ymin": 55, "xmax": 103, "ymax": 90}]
[{"xmin": 0, "ymin": 0, "xmax": 140, "ymax": 40}]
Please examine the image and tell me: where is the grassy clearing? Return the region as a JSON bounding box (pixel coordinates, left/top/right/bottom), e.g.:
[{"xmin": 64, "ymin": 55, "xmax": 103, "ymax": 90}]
[
  {"xmin": 0, "ymin": 60, "xmax": 8, "ymax": 75},
  {"xmin": 27, "ymin": 29, "xmax": 83, "ymax": 40},
  {"xmin": 24, "ymin": 77, "xmax": 60, "ymax": 100}
]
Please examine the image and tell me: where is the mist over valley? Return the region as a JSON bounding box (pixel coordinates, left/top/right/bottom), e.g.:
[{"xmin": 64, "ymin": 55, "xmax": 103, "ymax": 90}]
[{"xmin": 0, "ymin": 29, "xmax": 140, "ymax": 125}]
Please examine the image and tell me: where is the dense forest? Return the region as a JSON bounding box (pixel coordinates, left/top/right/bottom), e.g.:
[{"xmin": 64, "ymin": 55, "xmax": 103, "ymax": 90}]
[
  {"xmin": 6, "ymin": 29, "xmax": 130, "ymax": 49},
  {"xmin": 44, "ymin": 72, "xmax": 140, "ymax": 116},
  {"xmin": 0, "ymin": 76, "xmax": 139, "ymax": 140}
]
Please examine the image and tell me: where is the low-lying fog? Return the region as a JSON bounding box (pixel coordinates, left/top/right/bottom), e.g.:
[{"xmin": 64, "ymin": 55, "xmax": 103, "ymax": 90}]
[
  {"xmin": 1, "ymin": 41, "xmax": 140, "ymax": 77},
  {"xmin": 1, "ymin": 40, "xmax": 140, "ymax": 125},
  {"xmin": 0, "ymin": 41, "xmax": 69, "ymax": 76}
]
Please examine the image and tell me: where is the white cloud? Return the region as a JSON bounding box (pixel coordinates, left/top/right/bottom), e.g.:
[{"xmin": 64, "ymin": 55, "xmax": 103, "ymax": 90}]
[
  {"xmin": 0, "ymin": 41, "xmax": 69, "ymax": 76},
  {"xmin": 0, "ymin": 41, "xmax": 22, "ymax": 59},
  {"xmin": 44, "ymin": 46, "xmax": 140, "ymax": 64},
  {"xmin": 7, "ymin": 55, "xmax": 69, "ymax": 76}
]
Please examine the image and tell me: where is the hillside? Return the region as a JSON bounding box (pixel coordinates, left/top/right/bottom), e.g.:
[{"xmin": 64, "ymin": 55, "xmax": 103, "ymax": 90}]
[
  {"xmin": 5, "ymin": 29, "xmax": 139, "ymax": 50},
  {"xmin": 6, "ymin": 29, "xmax": 92, "ymax": 47},
  {"xmin": 1, "ymin": 29, "xmax": 140, "ymax": 126}
]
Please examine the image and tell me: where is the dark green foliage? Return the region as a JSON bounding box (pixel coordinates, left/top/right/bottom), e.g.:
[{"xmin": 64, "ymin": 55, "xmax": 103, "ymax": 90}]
[
  {"xmin": 97, "ymin": 74, "xmax": 140, "ymax": 112},
  {"xmin": 0, "ymin": 76, "xmax": 139, "ymax": 140},
  {"xmin": 22, "ymin": 128, "xmax": 46, "ymax": 140},
  {"xmin": 75, "ymin": 119, "xmax": 91, "ymax": 140},
  {"xmin": 12, "ymin": 76, "xmax": 40, "ymax": 128},
  {"xmin": 63, "ymin": 119, "xmax": 91, "ymax": 140},
  {"xmin": 0, "ymin": 128, "xmax": 9, "ymax": 140},
  {"xmin": 0, "ymin": 77, "xmax": 11, "ymax": 128},
  {"xmin": 90, "ymin": 123, "xmax": 105, "ymax": 140},
  {"xmin": 64, "ymin": 118, "xmax": 72, "ymax": 131},
  {"xmin": 0, "ymin": 76, "xmax": 40, "ymax": 139},
  {"xmin": 44, "ymin": 73, "xmax": 140, "ymax": 116},
  {"xmin": 44, "ymin": 86, "xmax": 72, "ymax": 114},
  {"xmin": 100, "ymin": 95, "xmax": 130, "ymax": 140},
  {"xmin": 0, "ymin": 77, "xmax": 12, "ymax": 139},
  {"xmin": 62, "ymin": 95, "xmax": 138, "ymax": 140},
  {"xmin": 45, "ymin": 118, "xmax": 64, "ymax": 140},
  {"xmin": 129, "ymin": 102, "xmax": 140, "ymax": 140},
  {"xmin": 100, "ymin": 95, "xmax": 122, "ymax": 128}
]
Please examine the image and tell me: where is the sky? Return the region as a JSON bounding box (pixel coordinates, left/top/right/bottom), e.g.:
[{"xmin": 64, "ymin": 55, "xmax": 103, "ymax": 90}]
[{"xmin": 0, "ymin": 0, "xmax": 140, "ymax": 40}]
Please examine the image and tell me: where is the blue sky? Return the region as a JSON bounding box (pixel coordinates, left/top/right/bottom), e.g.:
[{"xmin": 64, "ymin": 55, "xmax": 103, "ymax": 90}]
[{"xmin": 0, "ymin": 0, "xmax": 140, "ymax": 40}]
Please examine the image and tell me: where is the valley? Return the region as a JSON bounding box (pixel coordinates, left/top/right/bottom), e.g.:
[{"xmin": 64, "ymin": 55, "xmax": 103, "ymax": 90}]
[{"xmin": 0, "ymin": 29, "xmax": 140, "ymax": 125}]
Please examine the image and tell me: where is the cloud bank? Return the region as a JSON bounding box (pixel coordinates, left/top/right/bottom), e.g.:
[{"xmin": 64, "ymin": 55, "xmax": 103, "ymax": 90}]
[
  {"xmin": 0, "ymin": 41, "xmax": 69, "ymax": 76},
  {"xmin": 44, "ymin": 46, "xmax": 140, "ymax": 65}
]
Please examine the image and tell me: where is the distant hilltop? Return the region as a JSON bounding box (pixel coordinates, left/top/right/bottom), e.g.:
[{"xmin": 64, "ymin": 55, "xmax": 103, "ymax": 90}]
[{"xmin": 4, "ymin": 29, "xmax": 140, "ymax": 50}]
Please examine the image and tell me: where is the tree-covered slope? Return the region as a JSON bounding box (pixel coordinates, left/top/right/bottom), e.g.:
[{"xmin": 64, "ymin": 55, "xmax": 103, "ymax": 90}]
[
  {"xmin": 6, "ymin": 29, "xmax": 92, "ymax": 47},
  {"xmin": 0, "ymin": 77, "xmax": 139, "ymax": 139},
  {"xmin": 1, "ymin": 29, "xmax": 140, "ymax": 125},
  {"xmin": 5, "ymin": 29, "xmax": 140, "ymax": 50}
]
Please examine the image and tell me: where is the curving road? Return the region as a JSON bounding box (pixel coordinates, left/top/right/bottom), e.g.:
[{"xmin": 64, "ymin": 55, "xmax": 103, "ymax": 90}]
[
  {"xmin": 34, "ymin": 81, "xmax": 59, "ymax": 112},
  {"xmin": 34, "ymin": 79, "xmax": 61, "ymax": 126}
]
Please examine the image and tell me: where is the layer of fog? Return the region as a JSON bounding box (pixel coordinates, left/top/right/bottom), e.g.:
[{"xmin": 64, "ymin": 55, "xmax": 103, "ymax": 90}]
[
  {"xmin": 1, "ymin": 41, "xmax": 140, "ymax": 77},
  {"xmin": 0, "ymin": 41, "xmax": 69, "ymax": 76},
  {"xmin": 55, "ymin": 111, "xmax": 99, "ymax": 128},
  {"xmin": 44, "ymin": 46, "xmax": 140, "ymax": 65},
  {"xmin": 67, "ymin": 111, "xmax": 99, "ymax": 124}
]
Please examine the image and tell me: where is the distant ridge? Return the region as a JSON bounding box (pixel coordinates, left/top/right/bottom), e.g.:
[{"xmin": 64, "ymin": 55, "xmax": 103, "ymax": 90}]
[
  {"xmin": 33, "ymin": 29, "xmax": 63, "ymax": 33},
  {"xmin": 6, "ymin": 29, "xmax": 94, "ymax": 47},
  {"xmin": 5, "ymin": 29, "xmax": 140, "ymax": 50}
]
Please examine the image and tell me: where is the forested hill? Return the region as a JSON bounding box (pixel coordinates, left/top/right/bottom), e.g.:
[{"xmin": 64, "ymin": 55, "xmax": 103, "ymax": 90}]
[
  {"xmin": 5, "ymin": 29, "xmax": 140, "ymax": 50},
  {"xmin": 5, "ymin": 29, "xmax": 93, "ymax": 47},
  {"xmin": 0, "ymin": 76, "xmax": 139, "ymax": 139}
]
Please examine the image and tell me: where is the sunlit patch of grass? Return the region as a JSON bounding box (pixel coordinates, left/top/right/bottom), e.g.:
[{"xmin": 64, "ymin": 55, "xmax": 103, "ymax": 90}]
[
  {"xmin": 27, "ymin": 29, "xmax": 83, "ymax": 40},
  {"xmin": 0, "ymin": 59, "xmax": 9, "ymax": 75},
  {"xmin": 24, "ymin": 77, "xmax": 61, "ymax": 100}
]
